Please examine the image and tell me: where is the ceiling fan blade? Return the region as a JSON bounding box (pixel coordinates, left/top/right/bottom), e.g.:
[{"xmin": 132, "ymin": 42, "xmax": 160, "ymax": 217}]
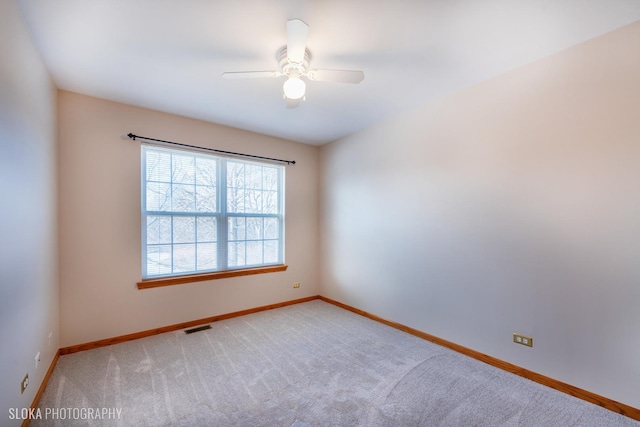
[
  {"xmin": 286, "ymin": 98, "xmax": 300, "ymax": 109},
  {"xmin": 286, "ymin": 19, "xmax": 309, "ymax": 63},
  {"xmin": 221, "ymin": 71, "xmax": 281, "ymax": 79},
  {"xmin": 306, "ymin": 69, "xmax": 365, "ymax": 84}
]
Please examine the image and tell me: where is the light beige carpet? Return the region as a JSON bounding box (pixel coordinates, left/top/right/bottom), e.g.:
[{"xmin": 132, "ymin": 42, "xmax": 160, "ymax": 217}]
[{"xmin": 33, "ymin": 300, "xmax": 638, "ymax": 426}]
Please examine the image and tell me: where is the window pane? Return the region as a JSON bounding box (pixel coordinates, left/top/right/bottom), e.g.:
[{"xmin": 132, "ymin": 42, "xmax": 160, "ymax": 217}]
[
  {"xmin": 263, "ymin": 190, "xmax": 278, "ymax": 213},
  {"xmin": 227, "ymin": 161, "xmax": 244, "ymax": 187},
  {"xmin": 195, "ymin": 185, "xmax": 216, "ymax": 212},
  {"xmin": 228, "ymin": 242, "xmax": 245, "ymax": 267},
  {"xmin": 147, "ymin": 216, "xmax": 171, "ymax": 245},
  {"xmin": 264, "ymin": 218, "xmax": 278, "ymax": 239},
  {"xmin": 146, "ymin": 182, "xmax": 171, "ymax": 211},
  {"xmin": 263, "ymin": 167, "xmax": 278, "ymax": 191},
  {"xmin": 246, "ymin": 241, "xmax": 263, "ymax": 265},
  {"xmin": 247, "ymin": 165, "xmax": 262, "ymax": 189},
  {"xmin": 173, "ymin": 243, "xmax": 195, "ymax": 272},
  {"xmin": 264, "ymin": 240, "xmax": 278, "ymax": 264},
  {"xmin": 173, "ymin": 216, "xmax": 195, "ymax": 243},
  {"xmin": 197, "ymin": 217, "xmax": 217, "ymax": 242},
  {"xmin": 195, "ymin": 158, "xmax": 217, "ymax": 186},
  {"xmin": 172, "ymin": 154, "xmax": 195, "ymax": 184},
  {"xmin": 227, "ymin": 187, "xmax": 244, "ymax": 213},
  {"xmin": 228, "ymin": 217, "xmax": 245, "ymax": 241},
  {"xmin": 147, "ymin": 245, "xmax": 172, "ymax": 276},
  {"xmin": 246, "ymin": 218, "xmax": 262, "ymax": 240},
  {"xmin": 244, "ymin": 190, "xmax": 262, "ymax": 213},
  {"xmin": 172, "ymin": 183, "xmax": 195, "ymax": 212},
  {"xmin": 146, "ymin": 150, "xmax": 171, "ymax": 182},
  {"xmin": 197, "ymin": 242, "xmax": 217, "ymax": 270}
]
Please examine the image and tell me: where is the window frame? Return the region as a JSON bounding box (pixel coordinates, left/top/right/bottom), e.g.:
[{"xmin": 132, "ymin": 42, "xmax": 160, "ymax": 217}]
[{"xmin": 139, "ymin": 145, "xmax": 286, "ymax": 287}]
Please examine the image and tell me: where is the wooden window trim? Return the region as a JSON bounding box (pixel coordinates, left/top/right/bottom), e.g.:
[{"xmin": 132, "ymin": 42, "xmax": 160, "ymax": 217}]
[{"xmin": 137, "ymin": 265, "xmax": 288, "ymax": 289}]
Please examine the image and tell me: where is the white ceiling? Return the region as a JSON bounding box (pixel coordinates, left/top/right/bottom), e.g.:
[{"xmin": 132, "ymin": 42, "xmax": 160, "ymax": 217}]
[{"xmin": 16, "ymin": 0, "xmax": 640, "ymax": 145}]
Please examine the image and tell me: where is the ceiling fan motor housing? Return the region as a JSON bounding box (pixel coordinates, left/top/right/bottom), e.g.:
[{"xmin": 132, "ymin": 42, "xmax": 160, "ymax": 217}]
[{"xmin": 277, "ymin": 46, "xmax": 311, "ymax": 77}]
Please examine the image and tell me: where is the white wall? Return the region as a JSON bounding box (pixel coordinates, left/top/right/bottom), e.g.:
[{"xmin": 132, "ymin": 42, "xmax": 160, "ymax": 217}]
[
  {"xmin": 320, "ymin": 21, "xmax": 640, "ymax": 408},
  {"xmin": 0, "ymin": 1, "xmax": 59, "ymax": 424},
  {"xmin": 58, "ymin": 92, "xmax": 320, "ymax": 347}
]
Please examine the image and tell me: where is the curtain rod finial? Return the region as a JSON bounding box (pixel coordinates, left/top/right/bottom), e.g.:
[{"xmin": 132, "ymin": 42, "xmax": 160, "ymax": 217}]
[{"xmin": 127, "ymin": 133, "xmax": 136, "ymax": 140}]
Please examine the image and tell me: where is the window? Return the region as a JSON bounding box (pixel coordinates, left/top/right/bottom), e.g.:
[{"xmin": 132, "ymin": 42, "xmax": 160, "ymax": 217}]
[{"xmin": 141, "ymin": 145, "xmax": 284, "ymax": 280}]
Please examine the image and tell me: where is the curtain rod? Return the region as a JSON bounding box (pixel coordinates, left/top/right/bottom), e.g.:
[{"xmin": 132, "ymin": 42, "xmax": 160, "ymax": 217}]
[{"xmin": 127, "ymin": 133, "xmax": 296, "ymax": 165}]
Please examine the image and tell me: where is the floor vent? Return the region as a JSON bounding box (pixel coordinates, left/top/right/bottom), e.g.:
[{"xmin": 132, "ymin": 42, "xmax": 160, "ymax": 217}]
[{"xmin": 184, "ymin": 325, "xmax": 212, "ymax": 334}]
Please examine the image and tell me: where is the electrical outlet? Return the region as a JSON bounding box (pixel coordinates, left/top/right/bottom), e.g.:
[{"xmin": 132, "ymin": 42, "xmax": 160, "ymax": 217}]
[
  {"xmin": 292, "ymin": 282, "xmax": 300, "ymax": 288},
  {"xmin": 513, "ymin": 333, "xmax": 533, "ymax": 347},
  {"xmin": 21, "ymin": 374, "xmax": 29, "ymax": 394}
]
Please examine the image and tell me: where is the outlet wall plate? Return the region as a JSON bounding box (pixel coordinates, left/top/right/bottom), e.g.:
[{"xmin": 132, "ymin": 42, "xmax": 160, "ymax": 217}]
[{"xmin": 513, "ymin": 333, "xmax": 533, "ymax": 347}]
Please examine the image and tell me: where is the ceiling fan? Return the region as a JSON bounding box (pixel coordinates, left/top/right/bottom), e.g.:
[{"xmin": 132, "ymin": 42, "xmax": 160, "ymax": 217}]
[{"xmin": 222, "ymin": 19, "xmax": 365, "ymax": 109}]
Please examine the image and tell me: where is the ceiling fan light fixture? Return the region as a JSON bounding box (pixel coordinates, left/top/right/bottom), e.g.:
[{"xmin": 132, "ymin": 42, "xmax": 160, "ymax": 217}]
[
  {"xmin": 283, "ymin": 76, "xmax": 306, "ymax": 100},
  {"xmin": 221, "ymin": 19, "xmax": 364, "ymax": 108}
]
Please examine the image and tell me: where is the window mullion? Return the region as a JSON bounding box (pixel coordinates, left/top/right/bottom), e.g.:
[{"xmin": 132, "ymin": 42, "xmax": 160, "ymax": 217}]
[{"xmin": 218, "ymin": 159, "xmax": 228, "ymax": 270}]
